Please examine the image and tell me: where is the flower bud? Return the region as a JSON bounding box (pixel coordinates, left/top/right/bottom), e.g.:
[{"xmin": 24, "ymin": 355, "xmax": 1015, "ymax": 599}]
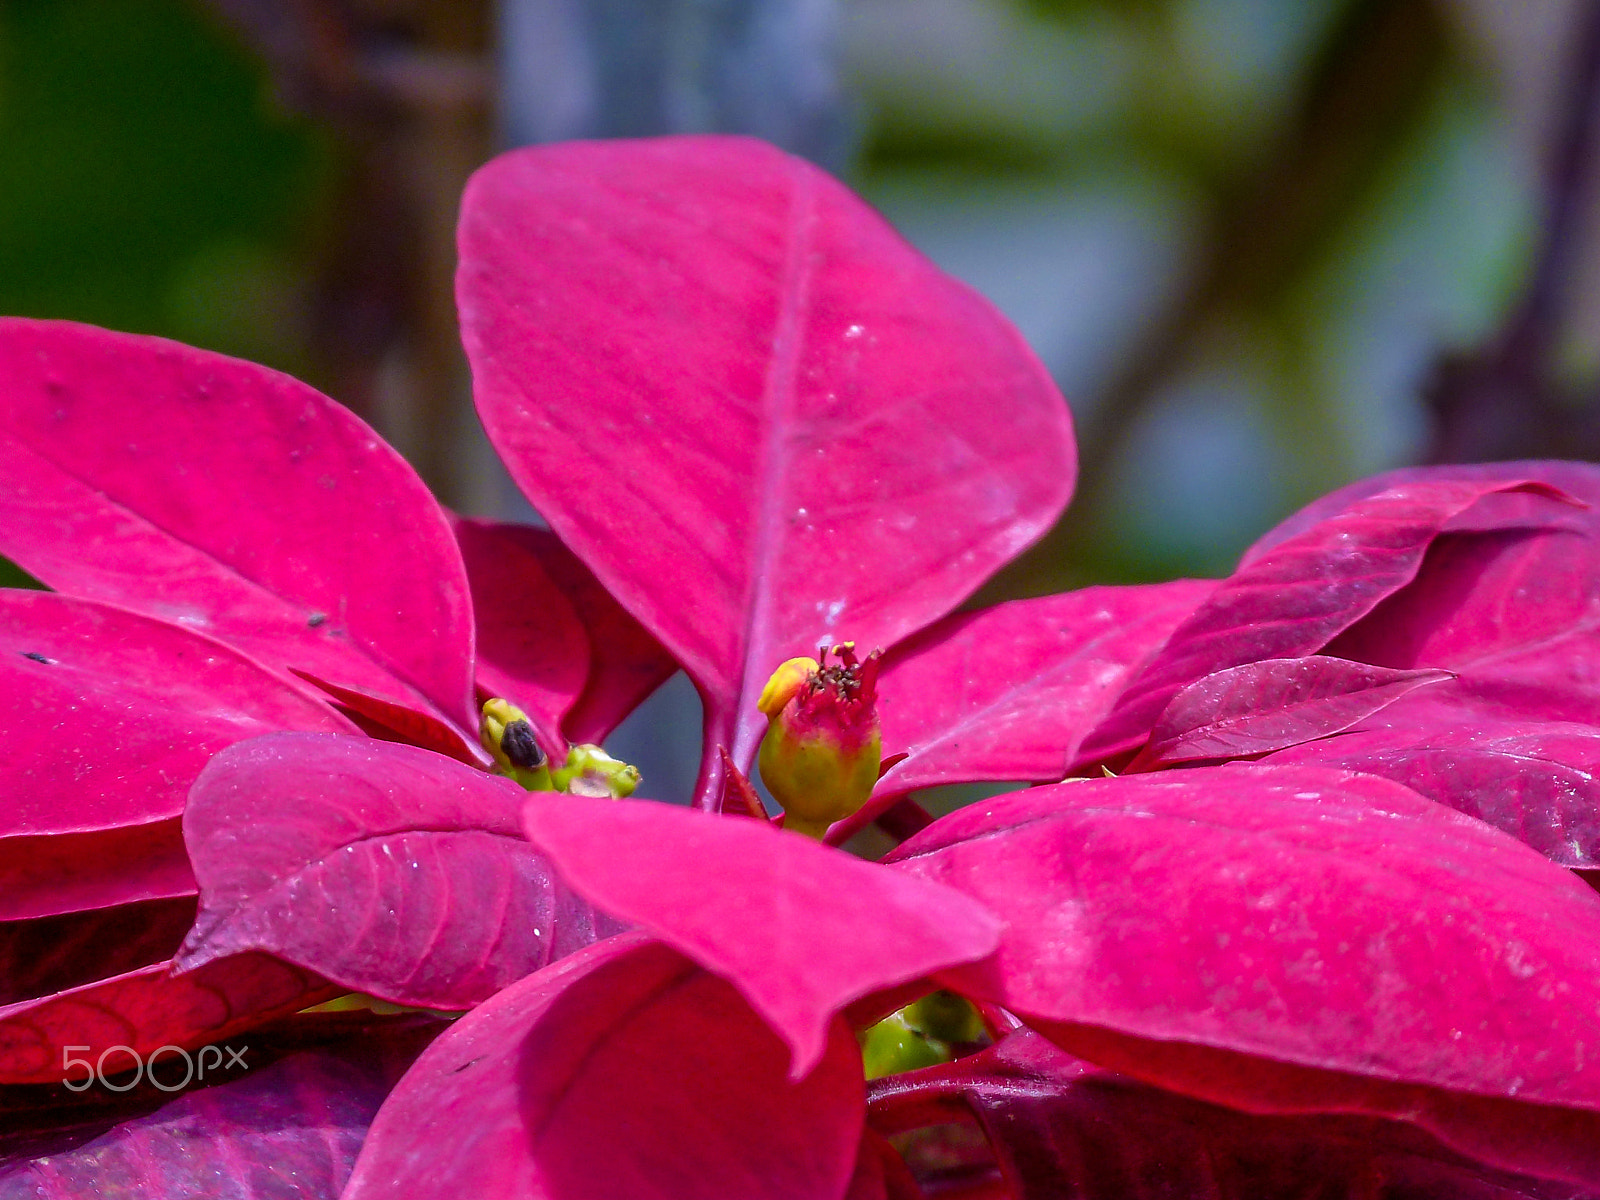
[
  {"xmin": 551, "ymin": 743, "xmax": 641, "ymax": 798},
  {"xmin": 859, "ymin": 1011, "xmax": 948, "ymax": 1080},
  {"xmin": 480, "ymin": 698, "xmax": 554, "ymax": 792},
  {"xmin": 757, "ymin": 642, "xmax": 882, "ymax": 839},
  {"xmin": 858, "ymin": 992, "xmax": 986, "ymax": 1079}
]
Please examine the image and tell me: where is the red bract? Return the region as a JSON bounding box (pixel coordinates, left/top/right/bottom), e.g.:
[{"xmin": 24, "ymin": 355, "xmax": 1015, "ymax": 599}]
[{"xmin": 10, "ymin": 134, "xmax": 1600, "ymax": 1198}]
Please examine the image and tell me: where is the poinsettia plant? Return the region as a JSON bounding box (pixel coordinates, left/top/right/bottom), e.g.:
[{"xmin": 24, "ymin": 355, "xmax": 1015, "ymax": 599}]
[{"xmin": 6, "ymin": 135, "xmax": 1600, "ymax": 1198}]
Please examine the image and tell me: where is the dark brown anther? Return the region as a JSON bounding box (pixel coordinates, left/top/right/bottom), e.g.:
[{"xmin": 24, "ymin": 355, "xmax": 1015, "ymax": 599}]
[{"xmin": 500, "ymin": 719, "xmax": 546, "ymax": 770}]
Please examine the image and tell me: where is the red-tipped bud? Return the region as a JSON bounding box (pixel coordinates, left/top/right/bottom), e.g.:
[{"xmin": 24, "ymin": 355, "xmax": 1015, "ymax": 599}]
[{"xmin": 757, "ymin": 642, "xmax": 883, "ymax": 840}]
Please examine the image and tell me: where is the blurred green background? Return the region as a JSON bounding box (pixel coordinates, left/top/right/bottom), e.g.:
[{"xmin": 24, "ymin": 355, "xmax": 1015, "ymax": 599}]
[{"xmin": 0, "ymin": 0, "xmax": 1566, "ymax": 588}]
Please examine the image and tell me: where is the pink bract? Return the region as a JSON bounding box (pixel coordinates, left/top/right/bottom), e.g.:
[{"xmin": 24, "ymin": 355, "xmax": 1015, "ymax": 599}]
[{"xmin": 178, "ymin": 735, "xmax": 623, "ymax": 1010}]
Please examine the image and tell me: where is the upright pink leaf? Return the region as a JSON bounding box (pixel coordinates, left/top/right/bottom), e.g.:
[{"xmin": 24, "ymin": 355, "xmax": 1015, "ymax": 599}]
[
  {"xmin": 520, "ymin": 795, "xmax": 1001, "ymax": 1077},
  {"xmin": 1247, "ymin": 464, "xmax": 1600, "ymax": 729},
  {"xmin": 1265, "ymin": 696, "xmax": 1600, "ymax": 866},
  {"xmin": 458, "ymin": 136, "xmax": 1075, "ymax": 801},
  {"xmin": 713, "ymin": 746, "xmax": 772, "ymax": 821},
  {"xmin": 888, "ymin": 764, "xmax": 1600, "ymax": 1185},
  {"xmin": 873, "ymin": 580, "xmax": 1213, "ymax": 796},
  {"xmin": 1125, "ymin": 656, "xmax": 1452, "ymax": 771},
  {"xmin": 0, "ymin": 1017, "xmax": 438, "ymax": 1199},
  {"xmin": 344, "ymin": 935, "xmax": 866, "ymax": 1200},
  {"xmin": 1080, "ymin": 479, "xmax": 1577, "ymax": 765},
  {"xmin": 0, "ymin": 954, "xmax": 335, "ymax": 1085},
  {"xmin": 0, "ymin": 318, "xmax": 476, "ymax": 731},
  {"xmin": 178, "ymin": 734, "xmax": 619, "ymax": 1010},
  {"xmin": 0, "ymin": 591, "xmax": 353, "ymax": 919},
  {"xmin": 1291, "ymin": 503, "xmax": 1600, "ymax": 739}
]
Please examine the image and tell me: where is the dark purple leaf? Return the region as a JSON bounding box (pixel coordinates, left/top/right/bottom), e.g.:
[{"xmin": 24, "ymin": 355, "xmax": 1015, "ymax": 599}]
[
  {"xmin": 841, "ymin": 1130, "xmax": 919, "ymax": 1200},
  {"xmin": 0, "ymin": 318, "xmax": 477, "ymax": 732},
  {"xmin": 0, "ymin": 898, "xmax": 196, "ymax": 1008},
  {"xmin": 888, "ymin": 764, "xmax": 1600, "ymax": 1186},
  {"xmin": 179, "ymin": 734, "xmax": 620, "ymax": 1009},
  {"xmin": 1080, "ymin": 479, "xmax": 1578, "ymax": 766},
  {"xmin": 873, "ymin": 1032, "xmax": 1591, "ymax": 1199},
  {"xmin": 0, "ymin": 591, "xmax": 352, "ymax": 919},
  {"xmin": 0, "ymin": 1016, "xmax": 438, "ymax": 1199},
  {"xmin": 458, "ymin": 136, "xmax": 1075, "ymax": 802},
  {"xmin": 521, "ymin": 795, "xmax": 1000, "ymax": 1076},
  {"xmin": 1126, "ymin": 655, "xmax": 1452, "ymax": 771},
  {"xmin": 344, "ymin": 934, "xmax": 866, "ymax": 1200}
]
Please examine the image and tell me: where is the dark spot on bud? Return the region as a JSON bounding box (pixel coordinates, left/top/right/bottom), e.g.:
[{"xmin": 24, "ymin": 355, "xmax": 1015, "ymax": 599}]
[
  {"xmin": 307, "ymin": 613, "xmax": 327, "ymax": 628},
  {"xmin": 21, "ymin": 651, "xmax": 53, "ymax": 664},
  {"xmin": 501, "ymin": 720, "xmax": 545, "ymax": 770}
]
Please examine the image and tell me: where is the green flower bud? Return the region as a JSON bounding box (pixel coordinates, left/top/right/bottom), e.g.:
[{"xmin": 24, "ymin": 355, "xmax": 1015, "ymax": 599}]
[
  {"xmin": 903, "ymin": 990, "xmax": 986, "ymax": 1045},
  {"xmin": 757, "ymin": 642, "xmax": 883, "ymax": 840},
  {"xmin": 858, "ymin": 991, "xmax": 987, "ymax": 1080},
  {"xmin": 480, "ymin": 698, "xmax": 554, "ymax": 792},
  {"xmin": 859, "ymin": 1011, "xmax": 950, "ymax": 1080}
]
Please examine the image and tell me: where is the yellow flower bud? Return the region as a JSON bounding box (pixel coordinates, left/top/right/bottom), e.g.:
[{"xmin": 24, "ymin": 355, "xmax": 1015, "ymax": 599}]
[{"xmin": 757, "ymin": 643, "xmax": 883, "ymax": 839}]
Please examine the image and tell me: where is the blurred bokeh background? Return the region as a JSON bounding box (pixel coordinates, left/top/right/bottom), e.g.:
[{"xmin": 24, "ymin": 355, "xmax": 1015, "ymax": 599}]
[{"xmin": 4, "ymin": 0, "xmax": 1598, "ymax": 797}]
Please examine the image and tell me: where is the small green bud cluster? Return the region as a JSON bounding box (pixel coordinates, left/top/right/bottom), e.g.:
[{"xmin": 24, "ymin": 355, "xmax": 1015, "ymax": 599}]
[{"xmin": 479, "ymin": 699, "xmax": 639, "ymax": 798}]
